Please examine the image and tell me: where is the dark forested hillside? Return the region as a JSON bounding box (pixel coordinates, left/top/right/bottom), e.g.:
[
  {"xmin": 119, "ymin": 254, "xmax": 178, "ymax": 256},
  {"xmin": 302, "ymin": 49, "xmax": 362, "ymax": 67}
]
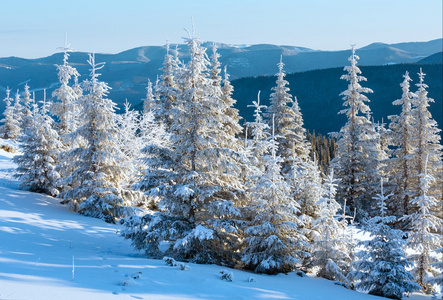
[
  {"xmin": 418, "ymin": 52, "xmax": 442, "ymax": 64},
  {"xmin": 232, "ymin": 63, "xmax": 443, "ymax": 137}
]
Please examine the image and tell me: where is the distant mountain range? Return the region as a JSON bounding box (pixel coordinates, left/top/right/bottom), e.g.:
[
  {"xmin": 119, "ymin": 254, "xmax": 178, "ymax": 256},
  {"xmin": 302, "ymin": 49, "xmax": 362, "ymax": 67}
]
[{"xmin": 0, "ymin": 38, "xmax": 442, "ymax": 133}]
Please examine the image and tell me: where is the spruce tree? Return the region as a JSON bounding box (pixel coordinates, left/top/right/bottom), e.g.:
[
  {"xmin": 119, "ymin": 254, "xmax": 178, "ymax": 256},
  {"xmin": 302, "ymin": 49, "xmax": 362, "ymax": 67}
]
[
  {"xmin": 330, "ymin": 46, "xmax": 379, "ymax": 214},
  {"xmin": 143, "ymin": 79, "xmax": 155, "ymax": 114},
  {"xmin": 243, "ymin": 93, "xmax": 272, "ymax": 204},
  {"xmin": 387, "ymin": 72, "xmax": 417, "ymax": 218},
  {"xmin": 0, "ymin": 88, "xmax": 21, "ymax": 139},
  {"xmin": 12, "ymin": 90, "xmax": 24, "ymax": 131},
  {"xmin": 308, "ymin": 169, "xmax": 351, "ymax": 283},
  {"xmin": 60, "ymin": 54, "xmax": 134, "ymax": 223},
  {"xmin": 246, "ymin": 92, "xmax": 270, "ymax": 162},
  {"xmin": 265, "ymin": 57, "xmax": 310, "ymax": 174},
  {"xmin": 122, "ymin": 32, "xmax": 246, "ymax": 266},
  {"xmin": 13, "ymin": 95, "xmax": 62, "ymax": 196},
  {"xmin": 242, "ymin": 117, "xmax": 306, "ymax": 274},
  {"xmin": 154, "ymin": 42, "xmax": 181, "ymax": 128},
  {"xmin": 116, "ymin": 102, "xmax": 143, "ymax": 186},
  {"xmin": 401, "ymin": 159, "xmax": 442, "ymax": 294},
  {"xmin": 20, "ymin": 84, "xmax": 34, "ymax": 130},
  {"xmin": 209, "ymin": 43, "xmax": 222, "ymax": 87},
  {"xmin": 51, "ymin": 41, "xmax": 81, "ymax": 136},
  {"xmin": 410, "ymin": 69, "xmax": 442, "ymax": 205},
  {"xmin": 221, "ymin": 67, "xmax": 243, "ymax": 137},
  {"xmin": 349, "ymin": 180, "xmax": 420, "ymax": 299},
  {"xmin": 209, "ymin": 45, "xmax": 243, "ymax": 152},
  {"xmin": 287, "ymin": 155, "xmax": 322, "ymax": 252}
]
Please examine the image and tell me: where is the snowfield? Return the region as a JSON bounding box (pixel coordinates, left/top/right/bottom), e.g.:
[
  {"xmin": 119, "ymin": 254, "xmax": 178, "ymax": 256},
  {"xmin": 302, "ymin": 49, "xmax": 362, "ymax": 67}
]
[{"xmin": 0, "ymin": 144, "xmax": 435, "ymax": 300}]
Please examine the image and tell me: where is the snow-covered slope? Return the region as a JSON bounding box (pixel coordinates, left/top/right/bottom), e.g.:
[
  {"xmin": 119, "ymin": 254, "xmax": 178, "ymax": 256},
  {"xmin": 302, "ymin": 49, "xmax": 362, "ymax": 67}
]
[{"xmin": 0, "ymin": 143, "xmax": 435, "ymax": 300}]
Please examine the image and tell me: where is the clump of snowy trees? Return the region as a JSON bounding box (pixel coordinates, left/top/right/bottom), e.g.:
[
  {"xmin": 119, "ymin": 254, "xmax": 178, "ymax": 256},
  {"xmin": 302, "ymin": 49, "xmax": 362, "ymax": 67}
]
[
  {"xmin": 331, "ymin": 48, "xmax": 442, "ymax": 297},
  {"xmin": 2, "ymin": 34, "xmax": 442, "ymax": 298},
  {"xmin": 7, "ymin": 44, "xmax": 160, "ymax": 223},
  {"xmin": 0, "ymin": 88, "xmax": 21, "ymax": 139}
]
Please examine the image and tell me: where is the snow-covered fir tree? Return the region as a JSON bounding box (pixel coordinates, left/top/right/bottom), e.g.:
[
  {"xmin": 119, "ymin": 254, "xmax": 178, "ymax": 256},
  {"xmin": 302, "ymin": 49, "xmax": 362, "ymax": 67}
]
[
  {"xmin": 242, "ymin": 117, "xmax": 306, "ymax": 274},
  {"xmin": 387, "ymin": 71, "xmax": 417, "ymax": 218},
  {"xmin": 60, "ymin": 54, "xmax": 134, "ymax": 223},
  {"xmin": 116, "ymin": 102, "xmax": 143, "ymax": 185},
  {"xmin": 401, "ymin": 159, "xmax": 442, "ymax": 294},
  {"xmin": 349, "ymin": 179, "xmax": 420, "ymax": 299},
  {"xmin": 122, "ymin": 31, "xmax": 246, "ymax": 266},
  {"xmin": 12, "ymin": 90, "xmax": 24, "ymax": 129},
  {"xmin": 143, "ymin": 79, "xmax": 155, "ymax": 114},
  {"xmin": 374, "ymin": 119, "xmax": 391, "ymax": 177},
  {"xmin": 209, "ymin": 43, "xmax": 222, "ymax": 87},
  {"xmin": 246, "ymin": 91, "xmax": 271, "ymax": 162},
  {"xmin": 410, "ymin": 69, "xmax": 442, "ymax": 205},
  {"xmin": 51, "ymin": 40, "xmax": 81, "ymax": 136},
  {"xmin": 265, "ymin": 57, "xmax": 310, "ymax": 174},
  {"xmin": 308, "ymin": 169, "xmax": 351, "ymax": 283},
  {"xmin": 242, "ymin": 93, "xmax": 272, "ymax": 211},
  {"xmin": 209, "ymin": 45, "xmax": 243, "ymax": 153},
  {"xmin": 221, "ymin": 66, "xmax": 243, "ymax": 137},
  {"xmin": 0, "ymin": 88, "xmax": 21, "ymax": 139},
  {"xmin": 287, "ymin": 154, "xmax": 322, "ymax": 256},
  {"xmin": 116, "ymin": 101, "xmax": 164, "ymax": 209},
  {"xmin": 20, "ymin": 84, "xmax": 34, "ymax": 130},
  {"xmin": 363, "ymin": 111, "xmax": 386, "ymax": 215},
  {"xmin": 153, "ymin": 42, "xmax": 181, "ymax": 128},
  {"xmin": 330, "ymin": 46, "xmax": 379, "ymax": 215},
  {"xmin": 13, "ymin": 94, "xmax": 62, "ymax": 196},
  {"xmin": 51, "ymin": 41, "xmax": 84, "ymax": 192}
]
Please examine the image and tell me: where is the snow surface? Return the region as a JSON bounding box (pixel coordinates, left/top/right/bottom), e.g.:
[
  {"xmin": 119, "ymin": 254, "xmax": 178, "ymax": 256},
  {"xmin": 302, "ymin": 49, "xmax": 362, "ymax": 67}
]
[{"xmin": 0, "ymin": 142, "xmax": 436, "ymax": 300}]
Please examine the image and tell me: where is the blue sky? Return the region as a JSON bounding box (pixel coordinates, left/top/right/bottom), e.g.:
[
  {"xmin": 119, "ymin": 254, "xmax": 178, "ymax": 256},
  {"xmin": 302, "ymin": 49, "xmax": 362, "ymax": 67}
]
[{"xmin": 0, "ymin": 0, "xmax": 441, "ymax": 58}]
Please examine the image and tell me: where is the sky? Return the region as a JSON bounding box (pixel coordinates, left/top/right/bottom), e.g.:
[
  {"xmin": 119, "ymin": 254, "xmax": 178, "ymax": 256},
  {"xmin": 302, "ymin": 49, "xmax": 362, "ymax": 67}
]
[{"xmin": 0, "ymin": 0, "xmax": 441, "ymax": 58}]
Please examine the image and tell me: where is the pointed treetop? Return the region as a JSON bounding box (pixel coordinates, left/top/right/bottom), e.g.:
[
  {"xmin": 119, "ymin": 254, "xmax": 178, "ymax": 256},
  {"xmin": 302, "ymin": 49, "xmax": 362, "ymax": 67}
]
[
  {"xmin": 403, "ymin": 70, "xmax": 410, "ymax": 80},
  {"xmin": 348, "ymin": 44, "xmax": 360, "ymax": 67},
  {"xmin": 248, "ymin": 91, "xmax": 267, "ymax": 124},
  {"xmin": 418, "ymin": 68, "xmax": 425, "ymax": 83},
  {"xmin": 165, "ymin": 41, "xmax": 170, "ymax": 55},
  {"xmin": 277, "ymin": 55, "xmax": 285, "ymax": 74},
  {"xmin": 143, "ymin": 79, "xmax": 154, "ymax": 114},
  {"xmin": 416, "ymin": 68, "xmax": 430, "ymax": 92},
  {"xmin": 57, "ymin": 33, "xmax": 75, "ymax": 65},
  {"xmin": 183, "ymin": 18, "xmax": 199, "ymax": 43},
  {"xmin": 87, "ymin": 53, "xmax": 105, "ymax": 82},
  {"xmin": 5, "ymin": 87, "xmax": 10, "ymax": 100},
  {"xmin": 401, "ymin": 71, "xmax": 413, "ymax": 91}
]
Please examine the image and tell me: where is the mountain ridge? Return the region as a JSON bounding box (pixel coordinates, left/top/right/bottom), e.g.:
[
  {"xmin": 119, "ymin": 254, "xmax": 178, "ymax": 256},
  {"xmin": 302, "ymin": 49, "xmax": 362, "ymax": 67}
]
[
  {"xmin": 0, "ymin": 38, "xmax": 441, "ymax": 79},
  {"xmin": 0, "ymin": 39, "xmax": 441, "ymax": 137}
]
